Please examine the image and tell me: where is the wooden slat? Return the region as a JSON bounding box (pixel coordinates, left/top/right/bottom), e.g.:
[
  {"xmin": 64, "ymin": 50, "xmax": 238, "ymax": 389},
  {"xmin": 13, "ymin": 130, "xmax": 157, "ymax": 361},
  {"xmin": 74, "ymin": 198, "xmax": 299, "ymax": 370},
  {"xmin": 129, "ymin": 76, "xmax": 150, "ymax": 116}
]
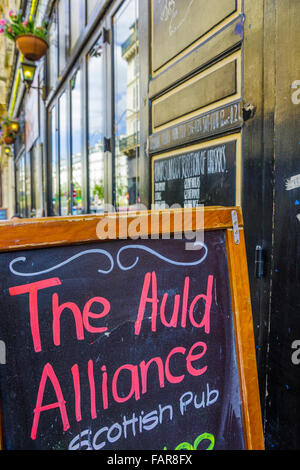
[
  {"xmin": 0, "ymin": 207, "xmax": 243, "ymax": 253},
  {"xmin": 152, "ymin": 0, "xmax": 237, "ymax": 72},
  {"xmin": 225, "ymin": 228, "xmax": 265, "ymax": 450},
  {"xmin": 152, "ymin": 60, "xmax": 237, "ymax": 128},
  {"xmin": 149, "ymin": 17, "xmax": 242, "ymax": 100}
]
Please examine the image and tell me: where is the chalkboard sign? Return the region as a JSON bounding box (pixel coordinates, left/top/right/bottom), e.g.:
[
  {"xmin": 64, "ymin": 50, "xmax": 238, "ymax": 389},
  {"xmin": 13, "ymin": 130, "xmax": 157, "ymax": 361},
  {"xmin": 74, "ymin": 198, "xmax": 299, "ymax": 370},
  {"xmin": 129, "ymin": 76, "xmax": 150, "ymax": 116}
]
[
  {"xmin": 0, "ymin": 209, "xmax": 7, "ymax": 221},
  {"xmin": 152, "ymin": 139, "xmax": 238, "ymax": 208},
  {"xmin": 0, "ymin": 208, "xmax": 264, "ymax": 450}
]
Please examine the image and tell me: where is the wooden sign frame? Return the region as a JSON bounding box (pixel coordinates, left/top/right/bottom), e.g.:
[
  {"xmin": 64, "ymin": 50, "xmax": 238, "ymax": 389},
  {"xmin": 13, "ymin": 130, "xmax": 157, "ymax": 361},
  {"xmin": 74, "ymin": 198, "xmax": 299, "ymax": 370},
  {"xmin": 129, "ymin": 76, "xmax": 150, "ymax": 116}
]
[{"xmin": 0, "ymin": 206, "xmax": 264, "ymax": 450}]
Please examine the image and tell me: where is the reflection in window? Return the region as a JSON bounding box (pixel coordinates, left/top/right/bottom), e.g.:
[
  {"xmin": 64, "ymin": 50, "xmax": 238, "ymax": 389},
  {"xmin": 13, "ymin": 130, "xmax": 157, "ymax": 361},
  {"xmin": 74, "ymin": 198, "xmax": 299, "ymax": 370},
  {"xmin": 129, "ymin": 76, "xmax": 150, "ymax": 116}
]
[
  {"xmin": 48, "ymin": 5, "xmax": 58, "ymax": 91},
  {"xmin": 87, "ymin": 36, "xmax": 105, "ymax": 214},
  {"xmin": 25, "ymin": 152, "xmax": 31, "ymax": 217},
  {"xmin": 51, "ymin": 106, "xmax": 59, "ymax": 215},
  {"xmin": 32, "ymin": 145, "xmax": 43, "ymax": 217},
  {"xmin": 16, "ymin": 154, "xmax": 26, "ymax": 218},
  {"xmin": 87, "ymin": 0, "xmax": 99, "ymax": 19},
  {"xmin": 58, "ymin": 0, "xmax": 67, "ymax": 73},
  {"xmin": 59, "ymin": 92, "xmax": 69, "ymax": 216},
  {"xmin": 70, "ymin": 0, "xmax": 83, "ymax": 52},
  {"xmin": 113, "ymin": 0, "xmax": 139, "ymax": 210},
  {"xmin": 71, "ymin": 68, "xmax": 83, "ymax": 215}
]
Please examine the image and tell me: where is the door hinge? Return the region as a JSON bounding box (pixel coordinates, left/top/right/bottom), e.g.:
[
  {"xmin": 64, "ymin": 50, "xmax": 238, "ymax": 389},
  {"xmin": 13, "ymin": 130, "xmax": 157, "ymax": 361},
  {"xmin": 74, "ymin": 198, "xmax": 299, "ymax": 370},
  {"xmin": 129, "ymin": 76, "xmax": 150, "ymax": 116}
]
[
  {"xmin": 255, "ymin": 245, "xmax": 264, "ymax": 279},
  {"xmin": 231, "ymin": 210, "xmax": 240, "ymax": 245},
  {"xmin": 243, "ymin": 103, "xmax": 256, "ymax": 121}
]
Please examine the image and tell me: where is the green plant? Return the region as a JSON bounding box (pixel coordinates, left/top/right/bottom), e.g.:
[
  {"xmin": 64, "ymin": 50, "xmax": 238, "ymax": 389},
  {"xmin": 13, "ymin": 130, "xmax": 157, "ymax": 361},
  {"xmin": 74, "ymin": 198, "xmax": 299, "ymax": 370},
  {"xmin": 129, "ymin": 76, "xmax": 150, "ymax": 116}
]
[
  {"xmin": 0, "ymin": 11, "xmax": 48, "ymax": 42},
  {"xmin": 1, "ymin": 117, "xmax": 11, "ymax": 127},
  {"xmin": 1, "ymin": 130, "xmax": 16, "ymax": 139},
  {"xmin": 0, "ymin": 117, "xmax": 19, "ymax": 141},
  {"xmin": 0, "ymin": 116, "xmax": 18, "ymax": 127},
  {"xmin": 93, "ymin": 183, "xmax": 104, "ymax": 200}
]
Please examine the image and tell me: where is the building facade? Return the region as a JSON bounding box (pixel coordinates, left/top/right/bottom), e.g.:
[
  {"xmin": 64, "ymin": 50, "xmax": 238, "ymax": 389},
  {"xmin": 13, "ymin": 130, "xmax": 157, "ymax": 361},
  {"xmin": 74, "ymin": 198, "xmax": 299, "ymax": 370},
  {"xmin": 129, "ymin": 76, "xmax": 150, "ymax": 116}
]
[{"xmin": 1, "ymin": 0, "xmax": 300, "ymax": 449}]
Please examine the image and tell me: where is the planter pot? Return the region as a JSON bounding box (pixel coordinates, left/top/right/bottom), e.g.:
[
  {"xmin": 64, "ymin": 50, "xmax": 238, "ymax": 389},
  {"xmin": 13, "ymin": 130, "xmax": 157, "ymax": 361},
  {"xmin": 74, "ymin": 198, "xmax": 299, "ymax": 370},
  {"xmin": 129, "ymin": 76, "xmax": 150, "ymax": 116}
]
[
  {"xmin": 16, "ymin": 34, "xmax": 48, "ymax": 61},
  {"xmin": 2, "ymin": 125, "xmax": 12, "ymax": 135},
  {"xmin": 3, "ymin": 136, "xmax": 15, "ymax": 145}
]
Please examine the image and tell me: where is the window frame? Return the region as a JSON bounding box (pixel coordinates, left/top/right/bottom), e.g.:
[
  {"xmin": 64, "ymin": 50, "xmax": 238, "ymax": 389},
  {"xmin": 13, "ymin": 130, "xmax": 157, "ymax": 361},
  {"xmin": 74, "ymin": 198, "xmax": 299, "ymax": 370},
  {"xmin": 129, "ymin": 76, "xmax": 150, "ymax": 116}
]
[
  {"xmin": 110, "ymin": 0, "xmax": 140, "ymax": 210},
  {"xmin": 45, "ymin": 0, "xmax": 144, "ymax": 216},
  {"xmin": 70, "ymin": 62, "xmax": 85, "ymax": 215}
]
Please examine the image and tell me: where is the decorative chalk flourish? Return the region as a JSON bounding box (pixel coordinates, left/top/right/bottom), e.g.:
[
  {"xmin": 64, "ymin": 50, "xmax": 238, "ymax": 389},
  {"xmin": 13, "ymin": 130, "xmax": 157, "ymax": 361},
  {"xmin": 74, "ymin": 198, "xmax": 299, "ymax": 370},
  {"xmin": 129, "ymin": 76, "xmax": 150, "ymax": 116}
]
[
  {"xmin": 116, "ymin": 243, "xmax": 208, "ymax": 271},
  {"xmin": 9, "ymin": 249, "xmax": 114, "ymax": 277}
]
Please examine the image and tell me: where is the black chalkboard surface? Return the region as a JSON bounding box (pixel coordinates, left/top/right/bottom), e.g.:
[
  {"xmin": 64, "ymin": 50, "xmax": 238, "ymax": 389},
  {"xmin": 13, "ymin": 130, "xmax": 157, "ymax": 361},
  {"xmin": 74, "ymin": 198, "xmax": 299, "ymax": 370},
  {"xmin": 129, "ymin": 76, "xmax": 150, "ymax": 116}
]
[
  {"xmin": 0, "ymin": 208, "xmax": 264, "ymax": 450},
  {"xmin": 153, "ymin": 140, "xmax": 237, "ymax": 208}
]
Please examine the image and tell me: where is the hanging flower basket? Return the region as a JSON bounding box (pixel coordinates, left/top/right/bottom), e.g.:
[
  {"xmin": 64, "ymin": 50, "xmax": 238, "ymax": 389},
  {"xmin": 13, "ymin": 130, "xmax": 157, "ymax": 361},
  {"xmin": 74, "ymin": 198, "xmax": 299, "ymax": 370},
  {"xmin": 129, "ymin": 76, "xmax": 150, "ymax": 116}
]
[
  {"xmin": 0, "ymin": 11, "xmax": 49, "ymax": 61},
  {"xmin": 16, "ymin": 34, "xmax": 48, "ymax": 61},
  {"xmin": 3, "ymin": 125, "xmax": 12, "ymax": 135},
  {"xmin": 3, "ymin": 135, "xmax": 15, "ymax": 145},
  {"xmin": 0, "ymin": 117, "xmax": 20, "ymax": 137}
]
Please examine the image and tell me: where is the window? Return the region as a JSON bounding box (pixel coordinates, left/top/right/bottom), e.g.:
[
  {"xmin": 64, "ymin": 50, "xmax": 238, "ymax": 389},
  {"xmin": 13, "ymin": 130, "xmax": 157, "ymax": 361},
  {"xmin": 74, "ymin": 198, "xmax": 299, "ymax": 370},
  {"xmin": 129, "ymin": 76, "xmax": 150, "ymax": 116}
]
[
  {"xmin": 50, "ymin": 106, "xmax": 59, "ymax": 215},
  {"xmin": 87, "ymin": 36, "xmax": 105, "ymax": 213},
  {"xmin": 47, "ymin": 0, "xmax": 142, "ymax": 218},
  {"xmin": 87, "ymin": 0, "xmax": 99, "ymax": 20},
  {"xmin": 70, "ymin": 0, "xmax": 84, "ymax": 52},
  {"xmin": 25, "ymin": 152, "xmax": 31, "ymax": 217},
  {"xmin": 58, "ymin": 0, "xmax": 68, "ymax": 73},
  {"xmin": 48, "ymin": 5, "xmax": 58, "ymax": 91},
  {"xmin": 32, "ymin": 144, "xmax": 44, "ymax": 217},
  {"xmin": 59, "ymin": 92, "xmax": 69, "ymax": 215},
  {"xmin": 16, "ymin": 153, "xmax": 26, "ymax": 218},
  {"xmin": 71, "ymin": 68, "xmax": 83, "ymax": 215},
  {"xmin": 113, "ymin": 0, "xmax": 140, "ymax": 210}
]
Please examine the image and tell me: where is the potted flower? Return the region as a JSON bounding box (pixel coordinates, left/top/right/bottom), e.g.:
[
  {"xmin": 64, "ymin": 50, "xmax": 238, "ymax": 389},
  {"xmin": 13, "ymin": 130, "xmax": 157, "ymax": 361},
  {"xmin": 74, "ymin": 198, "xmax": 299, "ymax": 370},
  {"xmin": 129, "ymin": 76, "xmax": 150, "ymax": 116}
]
[
  {"xmin": 0, "ymin": 117, "xmax": 19, "ymax": 144},
  {"xmin": 3, "ymin": 133, "xmax": 16, "ymax": 145},
  {"xmin": 0, "ymin": 10, "xmax": 49, "ymax": 61},
  {"xmin": 0, "ymin": 130, "xmax": 16, "ymax": 145},
  {"xmin": 0, "ymin": 116, "xmax": 19, "ymax": 135},
  {"xmin": 1, "ymin": 116, "xmax": 20, "ymax": 136}
]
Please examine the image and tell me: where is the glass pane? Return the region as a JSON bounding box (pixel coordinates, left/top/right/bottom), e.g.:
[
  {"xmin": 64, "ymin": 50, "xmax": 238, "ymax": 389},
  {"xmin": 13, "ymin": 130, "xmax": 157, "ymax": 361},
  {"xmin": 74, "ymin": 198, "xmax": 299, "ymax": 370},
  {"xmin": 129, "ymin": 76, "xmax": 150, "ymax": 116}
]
[
  {"xmin": 87, "ymin": 36, "xmax": 105, "ymax": 214},
  {"xmin": 48, "ymin": 6, "xmax": 58, "ymax": 91},
  {"xmin": 71, "ymin": 68, "xmax": 83, "ymax": 215},
  {"xmin": 16, "ymin": 155, "xmax": 26, "ymax": 218},
  {"xmin": 113, "ymin": 0, "xmax": 139, "ymax": 210},
  {"xmin": 51, "ymin": 106, "xmax": 59, "ymax": 215},
  {"xmin": 58, "ymin": 0, "xmax": 68, "ymax": 73},
  {"xmin": 32, "ymin": 145, "xmax": 44, "ymax": 217},
  {"xmin": 59, "ymin": 92, "xmax": 69, "ymax": 216},
  {"xmin": 70, "ymin": 0, "xmax": 83, "ymax": 52},
  {"xmin": 25, "ymin": 152, "xmax": 31, "ymax": 217},
  {"xmin": 87, "ymin": 0, "xmax": 99, "ymax": 19}
]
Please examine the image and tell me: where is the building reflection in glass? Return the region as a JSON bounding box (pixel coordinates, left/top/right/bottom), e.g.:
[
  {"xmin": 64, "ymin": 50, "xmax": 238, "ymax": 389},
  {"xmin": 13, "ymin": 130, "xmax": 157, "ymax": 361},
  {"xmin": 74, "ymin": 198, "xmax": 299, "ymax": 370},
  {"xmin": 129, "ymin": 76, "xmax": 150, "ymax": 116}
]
[
  {"xmin": 113, "ymin": 0, "xmax": 139, "ymax": 210},
  {"xmin": 71, "ymin": 68, "xmax": 83, "ymax": 215},
  {"xmin": 87, "ymin": 36, "xmax": 105, "ymax": 214}
]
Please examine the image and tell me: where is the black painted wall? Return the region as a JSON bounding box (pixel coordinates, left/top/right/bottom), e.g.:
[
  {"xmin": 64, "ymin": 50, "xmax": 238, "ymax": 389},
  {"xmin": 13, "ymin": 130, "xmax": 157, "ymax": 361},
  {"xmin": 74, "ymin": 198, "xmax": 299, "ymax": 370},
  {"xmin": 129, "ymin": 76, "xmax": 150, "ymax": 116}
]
[{"xmin": 263, "ymin": 0, "xmax": 300, "ymax": 450}]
